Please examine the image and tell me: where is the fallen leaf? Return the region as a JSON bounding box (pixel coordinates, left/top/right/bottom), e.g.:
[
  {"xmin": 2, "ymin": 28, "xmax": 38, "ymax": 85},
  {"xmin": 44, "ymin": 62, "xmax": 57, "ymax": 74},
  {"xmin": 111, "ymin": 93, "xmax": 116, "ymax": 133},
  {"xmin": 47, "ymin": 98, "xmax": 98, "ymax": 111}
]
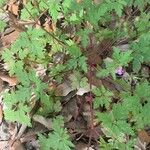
[
  {"xmin": 44, "ymin": 17, "xmax": 56, "ymax": 32},
  {"xmin": 9, "ymin": 140, "xmax": 25, "ymax": 150},
  {"xmin": 62, "ymin": 97, "xmax": 79, "ymax": 122},
  {"xmin": 55, "ymin": 81, "xmax": 73, "ymax": 96},
  {"xmin": 75, "ymin": 142, "xmax": 94, "ymax": 150},
  {"xmin": 6, "ymin": 0, "xmax": 20, "ymax": 16},
  {"xmin": 116, "ymin": 44, "xmax": 129, "ymax": 52},
  {"xmin": 33, "ymin": 115, "xmax": 52, "ymax": 130},
  {"xmin": 134, "ymin": 130, "xmax": 150, "ymax": 150},
  {"xmin": 138, "ymin": 130, "xmax": 150, "ymax": 145},
  {"xmin": 76, "ymin": 87, "xmax": 90, "ymax": 96},
  {"xmin": 2, "ymin": 30, "xmax": 20, "ymax": 47},
  {"xmin": 0, "ymin": 74, "xmax": 18, "ymax": 86}
]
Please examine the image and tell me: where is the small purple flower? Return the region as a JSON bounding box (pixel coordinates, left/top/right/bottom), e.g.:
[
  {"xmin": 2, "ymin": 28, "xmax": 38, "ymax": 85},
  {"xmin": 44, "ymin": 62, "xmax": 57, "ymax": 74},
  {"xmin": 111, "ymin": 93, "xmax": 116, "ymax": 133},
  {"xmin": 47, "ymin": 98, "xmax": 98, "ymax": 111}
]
[{"xmin": 116, "ymin": 67, "xmax": 125, "ymax": 76}]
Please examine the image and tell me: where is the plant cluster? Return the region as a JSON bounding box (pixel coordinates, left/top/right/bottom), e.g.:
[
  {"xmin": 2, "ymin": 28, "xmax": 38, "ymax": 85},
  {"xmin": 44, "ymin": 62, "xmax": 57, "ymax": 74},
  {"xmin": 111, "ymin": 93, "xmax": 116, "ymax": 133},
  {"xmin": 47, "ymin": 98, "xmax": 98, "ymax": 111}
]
[{"xmin": 0, "ymin": 0, "xmax": 150, "ymax": 149}]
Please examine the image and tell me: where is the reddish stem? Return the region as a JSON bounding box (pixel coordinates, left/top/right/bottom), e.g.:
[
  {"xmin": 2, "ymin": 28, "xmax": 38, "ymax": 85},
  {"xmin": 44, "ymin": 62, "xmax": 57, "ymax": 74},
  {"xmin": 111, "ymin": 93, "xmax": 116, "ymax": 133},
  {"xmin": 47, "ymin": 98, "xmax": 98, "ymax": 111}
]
[
  {"xmin": 87, "ymin": 64, "xmax": 95, "ymax": 150},
  {"xmin": 89, "ymin": 64, "xmax": 94, "ymax": 130}
]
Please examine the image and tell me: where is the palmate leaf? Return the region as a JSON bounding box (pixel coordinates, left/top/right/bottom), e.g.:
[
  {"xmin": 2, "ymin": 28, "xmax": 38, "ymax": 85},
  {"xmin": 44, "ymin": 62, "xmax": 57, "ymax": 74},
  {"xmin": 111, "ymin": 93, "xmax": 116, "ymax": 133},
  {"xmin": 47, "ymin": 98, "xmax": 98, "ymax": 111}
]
[
  {"xmin": 21, "ymin": 27, "xmax": 46, "ymax": 60},
  {"xmin": 131, "ymin": 32, "xmax": 150, "ymax": 72},
  {"xmin": 48, "ymin": 0, "xmax": 61, "ymax": 22},
  {"xmin": 112, "ymin": 47, "xmax": 132, "ymax": 65},
  {"xmin": 38, "ymin": 90, "xmax": 62, "ymax": 116},
  {"xmin": 138, "ymin": 102, "xmax": 150, "ymax": 128},
  {"xmin": 86, "ymin": 5, "xmax": 100, "ymax": 27},
  {"xmin": 12, "ymin": 27, "xmax": 46, "ymax": 60},
  {"xmin": 65, "ymin": 40, "xmax": 87, "ymax": 72},
  {"xmin": 77, "ymin": 28, "xmax": 91, "ymax": 48},
  {"xmin": 97, "ymin": 112, "xmax": 122, "ymax": 140},
  {"xmin": 66, "ymin": 41, "xmax": 81, "ymax": 57},
  {"xmin": 97, "ymin": 111, "xmax": 134, "ymax": 143},
  {"xmin": 38, "ymin": 93, "xmax": 54, "ymax": 116},
  {"xmin": 122, "ymin": 94, "xmax": 142, "ymax": 116},
  {"xmin": 4, "ymin": 105, "xmax": 31, "ymax": 126},
  {"xmin": 3, "ymin": 92, "xmax": 31, "ymax": 126},
  {"xmin": 121, "ymin": 80, "xmax": 150, "ymax": 129},
  {"xmin": 67, "ymin": 58, "xmax": 78, "ymax": 70},
  {"xmin": 97, "ymin": 48, "xmax": 132, "ymax": 79},
  {"xmin": 78, "ymin": 56, "xmax": 88, "ymax": 73},
  {"xmin": 135, "ymin": 13, "xmax": 150, "ymax": 33},
  {"xmin": 21, "ymin": 1, "xmax": 39, "ymax": 20},
  {"xmin": 38, "ymin": 116, "xmax": 74, "ymax": 150},
  {"xmin": 135, "ymin": 80, "xmax": 150, "ymax": 98},
  {"xmin": 14, "ymin": 61, "xmax": 30, "ymax": 86},
  {"xmin": 99, "ymin": 137, "xmax": 115, "ymax": 150},
  {"xmin": 134, "ymin": 0, "xmax": 150, "ymax": 10},
  {"xmin": 111, "ymin": 0, "xmax": 127, "ymax": 17},
  {"xmin": 132, "ymin": 52, "xmax": 143, "ymax": 72},
  {"xmin": 1, "ymin": 48, "xmax": 16, "ymax": 75},
  {"xmin": 50, "ymin": 64, "xmax": 66, "ymax": 77},
  {"xmin": 69, "ymin": 71, "xmax": 88, "ymax": 90},
  {"xmin": 92, "ymin": 86, "xmax": 113, "ymax": 109},
  {"xmin": 69, "ymin": 71, "xmax": 81, "ymax": 89},
  {"xmin": 38, "ymin": 135, "xmax": 49, "ymax": 150},
  {"xmin": 112, "ymin": 103, "xmax": 128, "ymax": 120},
  {"xmin": 99, "ymin": 130, "xmax": 135, "ymax": 150}
]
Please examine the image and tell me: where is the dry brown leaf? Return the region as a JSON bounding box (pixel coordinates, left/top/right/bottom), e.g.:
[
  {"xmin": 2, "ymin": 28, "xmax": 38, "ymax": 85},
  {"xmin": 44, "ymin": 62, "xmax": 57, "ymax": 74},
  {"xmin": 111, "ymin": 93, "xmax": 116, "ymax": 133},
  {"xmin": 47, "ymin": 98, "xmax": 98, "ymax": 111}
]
[
  {"xmin": 76, "ymin": 86, "xmax": 91, "ymax": 96},
  {"xmin": 9, "ymin": 4, "xmax": 19, "ymax": 16},
  {"xmin": 75, "ymin": 142, "xmax": 94, "ymax": 150},
  {"xmin": 0, "ymin": 104, "xmax": 3, "ymax": 124},
  {"xmin": 55, "ymin": 81, "xmax": 73, "ymax": 96},
  {"xmin": 9, "ymin": 140, "xmax": 25, "ymax": 150},
  {"xmin": 0, "ymin": 75, "xmax": 18, "ymax": 86},
  {"xmin": 62, "ymin": 97, "xmax": 79, "ymax": 122},
  {"xmin": 138, "ymin": 130, "xmax": 150, "ymax": 145},
  {"xmin": 134, "ymin": 131, "xmax": 150, "ymax": 150},
  {"xmin": 2, "ymin": 30, "xmax": 20, "ymax": 47},
  {"xmin": 33, "ymin": 115, "xmax": 52, "ymax": 130},
  {"xmin": 6, "ymin": 0, "xmax": 20, "ymax": 16},
  {"xmin": 116, "ymin": 44, "xmax": 129, "ymax": 52},
  {"xmin": 44, "ymin": 18, "xmax": 56, "ymax": 32}
]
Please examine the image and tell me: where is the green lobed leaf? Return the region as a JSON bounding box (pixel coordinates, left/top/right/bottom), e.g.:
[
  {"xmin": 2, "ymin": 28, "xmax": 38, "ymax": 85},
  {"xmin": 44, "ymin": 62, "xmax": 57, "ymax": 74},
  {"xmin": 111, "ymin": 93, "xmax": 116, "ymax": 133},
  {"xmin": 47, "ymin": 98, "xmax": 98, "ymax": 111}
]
[{"xmin": 38, "ymin": 116, "xmax": 74, "ymax": 150}]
